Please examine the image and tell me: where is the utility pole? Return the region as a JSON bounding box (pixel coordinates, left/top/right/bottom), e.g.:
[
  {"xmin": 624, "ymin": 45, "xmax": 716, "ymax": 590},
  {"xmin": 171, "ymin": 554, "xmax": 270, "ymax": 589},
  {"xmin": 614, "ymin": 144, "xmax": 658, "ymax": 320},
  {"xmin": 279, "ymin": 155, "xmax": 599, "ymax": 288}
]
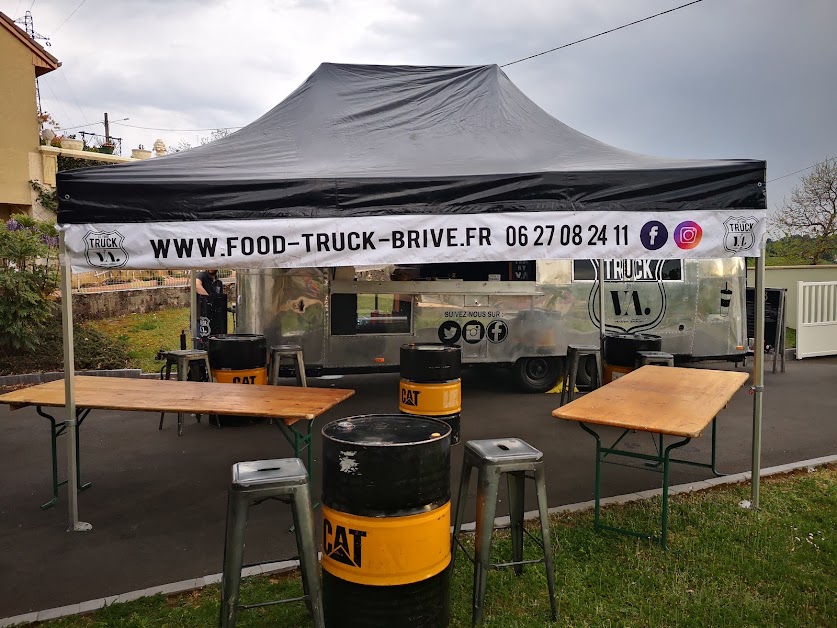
[{"xmin": 104, "ymin": 113, "xmax": 110, "ymax": 143}]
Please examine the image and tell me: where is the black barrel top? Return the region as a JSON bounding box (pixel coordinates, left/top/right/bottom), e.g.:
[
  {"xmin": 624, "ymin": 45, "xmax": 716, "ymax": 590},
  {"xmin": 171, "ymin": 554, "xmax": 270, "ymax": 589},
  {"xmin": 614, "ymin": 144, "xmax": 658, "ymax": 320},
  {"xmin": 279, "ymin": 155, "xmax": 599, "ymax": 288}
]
[
  {"xmin": 323, "ymin": 415, "xmax": 451, "ymax": 446},
  {"xmin": 322, "ymin": 415, "xmax": 451, "ymax": 516}
]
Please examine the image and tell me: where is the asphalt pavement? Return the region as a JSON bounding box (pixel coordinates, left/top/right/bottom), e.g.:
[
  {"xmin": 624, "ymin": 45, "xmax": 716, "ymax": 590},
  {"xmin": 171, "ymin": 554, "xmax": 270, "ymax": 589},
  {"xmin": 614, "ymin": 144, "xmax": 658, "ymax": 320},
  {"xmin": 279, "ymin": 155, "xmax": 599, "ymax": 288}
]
[{"xmin": 1, "ymin": 356, "xmax": 835, "ymax": 617}]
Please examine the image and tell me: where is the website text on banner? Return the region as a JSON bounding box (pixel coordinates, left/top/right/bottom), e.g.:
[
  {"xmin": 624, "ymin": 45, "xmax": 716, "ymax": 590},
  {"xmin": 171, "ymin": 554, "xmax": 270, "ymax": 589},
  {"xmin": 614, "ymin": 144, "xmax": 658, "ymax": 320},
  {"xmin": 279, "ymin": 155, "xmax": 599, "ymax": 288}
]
[{"xmin": 59, "ymin": 210, "xmax": 767, "ymax": 272}]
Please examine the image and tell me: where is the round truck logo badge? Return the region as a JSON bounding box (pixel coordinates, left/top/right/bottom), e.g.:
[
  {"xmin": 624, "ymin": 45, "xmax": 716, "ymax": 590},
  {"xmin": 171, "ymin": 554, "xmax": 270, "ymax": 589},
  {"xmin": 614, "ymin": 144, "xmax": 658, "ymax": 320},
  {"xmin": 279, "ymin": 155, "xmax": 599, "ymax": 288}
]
[{"xmin": 83, "ymin": 230, "xmax": 128, "ymax": 269}]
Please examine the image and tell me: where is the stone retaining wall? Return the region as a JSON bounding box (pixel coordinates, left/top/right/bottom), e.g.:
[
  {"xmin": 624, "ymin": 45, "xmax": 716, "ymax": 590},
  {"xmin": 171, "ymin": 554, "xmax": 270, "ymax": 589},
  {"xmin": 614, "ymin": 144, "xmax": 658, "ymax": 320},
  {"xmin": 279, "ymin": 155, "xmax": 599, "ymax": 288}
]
[{"xmin": 71, "ymin": 283, "xmax": 237, "ymax": 321}]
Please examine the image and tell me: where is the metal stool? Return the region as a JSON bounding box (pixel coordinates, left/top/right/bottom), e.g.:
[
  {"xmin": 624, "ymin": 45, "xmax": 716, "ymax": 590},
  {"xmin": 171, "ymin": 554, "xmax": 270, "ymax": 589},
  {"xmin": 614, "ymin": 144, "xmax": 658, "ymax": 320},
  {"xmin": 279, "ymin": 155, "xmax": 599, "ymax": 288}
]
[
  {"xmin": 219, "ymin": 458, "xmax": 323, "ymax": 628},
  {"xmin": 451, "ymin": 439, "xmax": 557, "ymax": 626},
  {"xmin": 560, "ymin": 344, "xmax": 604, "ymax": 406},
  {"xmin": 159, "ymin": 349, "xmax": 212, "ymax": 436},
  {"xmin": 269, "ymin": 344, "xmax": 307, "ymax": 387},
  {"xmin": 635, "ymin": 351, "xmax": 675, "ymax": 367}
]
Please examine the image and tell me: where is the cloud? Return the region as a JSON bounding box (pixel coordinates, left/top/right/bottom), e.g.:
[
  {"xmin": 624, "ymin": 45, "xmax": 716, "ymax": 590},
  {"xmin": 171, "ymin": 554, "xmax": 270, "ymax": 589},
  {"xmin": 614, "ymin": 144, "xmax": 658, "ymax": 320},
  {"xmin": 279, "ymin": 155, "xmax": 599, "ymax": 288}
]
[{"xmin": 19, "ymin": 0, "xmax": 837, "ymax": 209}]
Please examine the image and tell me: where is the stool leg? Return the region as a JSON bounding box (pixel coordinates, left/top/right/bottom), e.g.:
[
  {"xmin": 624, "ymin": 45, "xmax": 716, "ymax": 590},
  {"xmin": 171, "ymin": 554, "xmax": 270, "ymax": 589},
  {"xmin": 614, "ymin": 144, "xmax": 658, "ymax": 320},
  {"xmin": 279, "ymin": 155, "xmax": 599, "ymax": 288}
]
[
  {"xmin": 160, "ymin": 361, "xmax": 173, "ymax": 430},
  {"xmin": 559, "ymin": 355, "xmax": 570, "ymax": 407},
  {"xmin": 507, "ymin": 471, "xmax": 525, "ymax": 575},
  {"xmin": 535, "ymin": 465, "xmax": 558, "ymax": 621},
  {"xmin": 594, "ymin": 352, "xmax": 604, "ymax": 390},
  {"xmin": 268, "ymin": 352, "xmax": 278, "ymax": 386},
  {"xmin": 567, "ymin": 352, "xmax": 580, "ymax": 403},
  {"xmin": 292, "ymin": 483, "xmax": 325, "ymax": 628},
  {"xmin": 220, "ymin": 490, "xmax": 250, "ymax": 628},
  {"xmin": 450, "ymin": 457, "xmax": 473, "ymax": 571},
  {"xmin": 473, "ymin": 465, "xmax": 500, "ymax": 627},
  {"xmin": 295, "ymin": 352, "xmax": 307, "ymax": 387},
  {"xmin": 176, "ymin": 357, "xmax": 188, "ymax": 436}
]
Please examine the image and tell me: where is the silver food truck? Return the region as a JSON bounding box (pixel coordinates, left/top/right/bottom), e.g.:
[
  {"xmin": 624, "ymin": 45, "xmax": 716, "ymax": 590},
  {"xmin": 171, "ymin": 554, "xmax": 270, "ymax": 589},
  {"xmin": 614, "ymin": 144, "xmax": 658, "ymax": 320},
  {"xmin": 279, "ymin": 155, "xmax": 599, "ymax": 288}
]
[{"xmin": 235, "ymin": 257, "xmax": 746, "ymax": 392}]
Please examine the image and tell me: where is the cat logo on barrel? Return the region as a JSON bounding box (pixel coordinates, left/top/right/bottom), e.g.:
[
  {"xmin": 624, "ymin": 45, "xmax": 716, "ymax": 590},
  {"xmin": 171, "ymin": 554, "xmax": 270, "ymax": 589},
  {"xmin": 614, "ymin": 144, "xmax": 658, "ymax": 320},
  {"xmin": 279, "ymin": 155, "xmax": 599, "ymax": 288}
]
[
  {"xmin": 324, "ymin": 517, "xmax": 366, "ymax": 568},
  {"xmin": 83, "ymin": 230, "xmax": 128, "ymax": 269},
  {"xmin": 401, "ymin": 388, "xmax": 421, "ymax": 406}
]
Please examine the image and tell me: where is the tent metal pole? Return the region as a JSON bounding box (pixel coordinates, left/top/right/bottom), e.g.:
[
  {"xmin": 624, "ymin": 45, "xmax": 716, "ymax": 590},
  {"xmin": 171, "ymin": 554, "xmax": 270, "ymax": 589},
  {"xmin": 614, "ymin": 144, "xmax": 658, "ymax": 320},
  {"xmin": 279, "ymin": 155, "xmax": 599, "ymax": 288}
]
[
  {"xmin": 59, "ymin": 233, "xmax": 91, "ymax": 532},
  {"xmin": 751, "ymin": 249, "xmax": 766, "ymax": 508},
  {"xmin": 190, "ymin": 269, "xmax": 199, "ymax": 348},
  {"xmin": 598, "ymin": 259, "xmax": 607, "ymax": 351}
]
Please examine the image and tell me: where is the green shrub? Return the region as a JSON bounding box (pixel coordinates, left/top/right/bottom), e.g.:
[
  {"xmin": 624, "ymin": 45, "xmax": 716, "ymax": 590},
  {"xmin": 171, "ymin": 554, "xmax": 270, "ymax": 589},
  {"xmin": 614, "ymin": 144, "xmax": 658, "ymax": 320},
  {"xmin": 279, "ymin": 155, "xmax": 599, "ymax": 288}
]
[
  {"xmin": 0, "ymin": 313, "xmax": 132, "ymax": 375},
  {"xmin": 0, "ymin": 215, "xmax": 59, "ymax": 353}
]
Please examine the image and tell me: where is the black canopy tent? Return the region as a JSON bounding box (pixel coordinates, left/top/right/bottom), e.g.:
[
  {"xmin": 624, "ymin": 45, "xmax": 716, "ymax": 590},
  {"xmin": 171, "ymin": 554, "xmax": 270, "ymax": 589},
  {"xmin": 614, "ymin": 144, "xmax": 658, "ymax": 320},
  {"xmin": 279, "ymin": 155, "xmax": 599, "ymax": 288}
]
[{"xmin": 56, "ymin": 63, "xmax": 768, "ymax": 531}]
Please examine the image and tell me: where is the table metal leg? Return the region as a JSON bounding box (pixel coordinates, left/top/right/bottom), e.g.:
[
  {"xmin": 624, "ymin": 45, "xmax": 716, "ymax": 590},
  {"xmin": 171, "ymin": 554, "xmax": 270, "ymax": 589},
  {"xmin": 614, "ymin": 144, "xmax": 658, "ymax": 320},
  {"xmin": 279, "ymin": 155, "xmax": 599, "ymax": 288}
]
[
  {"xmin": 661, "ymin": 437, "xmax": 690, "ymax": 550},
  {"xmin": 578, "ymin": 422, "xmax": 692, "ymax": 549},
  {"xmin": 37, "ymin": 406, "xmax": 92, "ymax": 510},
  {"xmin": 272, "ymin": 419, "xmax": 318, "ymax": 532}
]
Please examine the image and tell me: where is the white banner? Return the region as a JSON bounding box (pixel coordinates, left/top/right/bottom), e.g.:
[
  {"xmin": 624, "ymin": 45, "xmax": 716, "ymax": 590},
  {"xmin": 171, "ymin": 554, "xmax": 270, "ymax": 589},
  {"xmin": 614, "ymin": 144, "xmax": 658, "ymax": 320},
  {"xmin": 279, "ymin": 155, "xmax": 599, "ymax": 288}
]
[{"xmin": 58, "ymin": 210, "xmax": 767, "ymax": 272}]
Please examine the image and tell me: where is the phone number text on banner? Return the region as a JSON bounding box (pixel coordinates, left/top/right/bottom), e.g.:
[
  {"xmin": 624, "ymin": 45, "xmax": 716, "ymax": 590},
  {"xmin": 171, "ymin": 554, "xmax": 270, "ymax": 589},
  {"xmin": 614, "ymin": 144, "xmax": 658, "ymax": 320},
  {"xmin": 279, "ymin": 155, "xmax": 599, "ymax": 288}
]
[{"xmin": 60, "ymin": 210, "xmax": 767, "ymax": 272}]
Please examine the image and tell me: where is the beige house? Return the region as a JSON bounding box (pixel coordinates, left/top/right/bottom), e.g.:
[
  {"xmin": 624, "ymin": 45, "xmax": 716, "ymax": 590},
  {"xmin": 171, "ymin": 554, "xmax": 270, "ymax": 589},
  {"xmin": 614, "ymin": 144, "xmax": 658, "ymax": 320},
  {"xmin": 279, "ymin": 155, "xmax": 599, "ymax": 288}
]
[{"xmin": 0, "ymin": 11, "xmax": 146, "ymax": 222}]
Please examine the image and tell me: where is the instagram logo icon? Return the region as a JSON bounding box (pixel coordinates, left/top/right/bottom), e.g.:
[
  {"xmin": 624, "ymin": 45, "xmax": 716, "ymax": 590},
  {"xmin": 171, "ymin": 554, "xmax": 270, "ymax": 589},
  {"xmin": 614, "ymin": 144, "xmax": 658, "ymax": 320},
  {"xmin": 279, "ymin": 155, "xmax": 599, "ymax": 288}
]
[{"xmin": 674, "ymin": 221, "xmax": 702, "ymax": 249}]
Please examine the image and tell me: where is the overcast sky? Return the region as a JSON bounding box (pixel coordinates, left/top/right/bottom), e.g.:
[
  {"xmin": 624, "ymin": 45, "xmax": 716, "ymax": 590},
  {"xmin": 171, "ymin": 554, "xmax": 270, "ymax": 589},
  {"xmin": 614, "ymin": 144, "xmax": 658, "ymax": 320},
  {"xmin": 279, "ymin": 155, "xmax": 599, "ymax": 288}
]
[{"xmin": 7, "ymin": 0, "xmax": 836, "ymax": 214}]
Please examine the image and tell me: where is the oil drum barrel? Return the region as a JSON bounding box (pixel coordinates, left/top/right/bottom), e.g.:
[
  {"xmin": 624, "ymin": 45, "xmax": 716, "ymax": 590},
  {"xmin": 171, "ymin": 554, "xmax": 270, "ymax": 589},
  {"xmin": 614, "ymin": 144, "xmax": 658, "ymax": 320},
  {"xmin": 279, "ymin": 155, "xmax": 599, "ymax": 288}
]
[
  {"xmin": 400, "ymin": 344, "xmax": 461, "ymax": 444},
  {"xmin": 206, "ymin": 334, "xmax": 267, "ymax": 426},
  {"xmin": 321, "ymin": 415, "xmax": 452, "ymax": 628}
]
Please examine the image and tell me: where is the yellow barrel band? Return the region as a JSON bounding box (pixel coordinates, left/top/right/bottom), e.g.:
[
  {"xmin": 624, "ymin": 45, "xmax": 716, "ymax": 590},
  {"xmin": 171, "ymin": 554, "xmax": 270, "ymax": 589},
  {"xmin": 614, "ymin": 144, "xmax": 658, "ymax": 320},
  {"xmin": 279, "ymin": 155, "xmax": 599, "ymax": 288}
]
[
  {"xmin": 212, "ymin": 367, "xmax": 267, "ymax": 385},
  {"xmin": 399, "ymin": 380, "xmax": 461, "ymax": 416},
  {"xmin": 321, "ymin": 503, "xmax": 451, "ymax": 586}
]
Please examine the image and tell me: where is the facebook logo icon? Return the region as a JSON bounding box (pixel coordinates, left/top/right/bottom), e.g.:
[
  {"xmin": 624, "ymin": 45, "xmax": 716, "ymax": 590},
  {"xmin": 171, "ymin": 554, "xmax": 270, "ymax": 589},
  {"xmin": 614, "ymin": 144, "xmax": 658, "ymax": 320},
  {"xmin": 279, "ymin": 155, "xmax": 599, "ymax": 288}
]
[{"xmin": 640, "ymin": 221, "xmax": 668, "ymax": 251}]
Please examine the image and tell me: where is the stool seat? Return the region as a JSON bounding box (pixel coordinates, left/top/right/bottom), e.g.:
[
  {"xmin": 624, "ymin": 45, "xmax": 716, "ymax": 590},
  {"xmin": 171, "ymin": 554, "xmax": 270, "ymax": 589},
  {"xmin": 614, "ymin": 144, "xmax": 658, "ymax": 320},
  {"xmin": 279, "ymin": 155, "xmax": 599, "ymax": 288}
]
[
  {"xmin": 567, "ymin": 344, "xmax": 600, "ymax": 352},
  {"xmin": 636, "ymin": 351, "xmax": 675, "ymax": 368},
  {"xmin": 164, "ymin": 349, "xmax": 209, "ymax": 359},
  {"xmin": 465, "ymin": 439, "xmax": 543, "ymax": 464},
  {"xmin": 232, "ymin": 459, "xmax": 308, "ymax": 488},
  {"xmin": 271, "ymin": 343, "xmax": 303, "ymax": 352}
]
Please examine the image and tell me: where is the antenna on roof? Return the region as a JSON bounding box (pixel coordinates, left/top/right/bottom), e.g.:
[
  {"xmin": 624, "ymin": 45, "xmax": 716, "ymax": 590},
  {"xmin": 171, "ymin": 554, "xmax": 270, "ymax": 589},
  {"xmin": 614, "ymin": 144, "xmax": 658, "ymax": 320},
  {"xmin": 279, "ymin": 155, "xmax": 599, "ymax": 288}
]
[{"xmin": 14, "ymin": 11, "xmax": 51, "ymax": 116}]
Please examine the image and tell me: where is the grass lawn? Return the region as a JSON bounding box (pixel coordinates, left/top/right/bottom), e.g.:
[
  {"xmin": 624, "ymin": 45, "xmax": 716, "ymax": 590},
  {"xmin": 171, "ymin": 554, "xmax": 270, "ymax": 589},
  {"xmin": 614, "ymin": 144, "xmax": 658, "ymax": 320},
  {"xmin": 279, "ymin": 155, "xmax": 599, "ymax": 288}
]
[
  {"xmin": 90, "ymin": 308, "xmax": 190, "ymax": 374},
  {"xmin": 39, "ymin": 465, "xmax": 836, "ymax": 627}
]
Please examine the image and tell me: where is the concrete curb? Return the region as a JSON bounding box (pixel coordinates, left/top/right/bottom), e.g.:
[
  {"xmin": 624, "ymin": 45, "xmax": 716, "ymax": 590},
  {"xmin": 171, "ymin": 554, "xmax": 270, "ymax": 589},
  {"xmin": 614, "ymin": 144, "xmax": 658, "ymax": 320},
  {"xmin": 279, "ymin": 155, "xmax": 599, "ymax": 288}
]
[{"xmin": 2, "ymin": 454, "xmax": 835, "ymax": 627}]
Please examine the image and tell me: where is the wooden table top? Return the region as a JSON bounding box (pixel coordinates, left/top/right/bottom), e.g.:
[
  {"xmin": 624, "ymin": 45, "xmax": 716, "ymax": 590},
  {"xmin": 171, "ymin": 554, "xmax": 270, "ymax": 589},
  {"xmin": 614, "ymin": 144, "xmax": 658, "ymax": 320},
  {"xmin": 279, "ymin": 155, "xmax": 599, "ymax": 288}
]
[
  {"xmin": 552, "ymin": 366, "xmax": 749, "ymax": 438},
  {"xmin": 0, "ymin": 376, "xmax": 355, "ymax": 425}
]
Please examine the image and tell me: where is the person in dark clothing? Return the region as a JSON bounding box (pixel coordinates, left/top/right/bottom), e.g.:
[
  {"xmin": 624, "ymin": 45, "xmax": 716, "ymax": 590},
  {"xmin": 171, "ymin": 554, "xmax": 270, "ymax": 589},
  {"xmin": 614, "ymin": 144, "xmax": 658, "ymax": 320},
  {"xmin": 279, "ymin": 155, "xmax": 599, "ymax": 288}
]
[{"xmin": 196, "ymin": 269, "xmax": 224, "ymax": 296}]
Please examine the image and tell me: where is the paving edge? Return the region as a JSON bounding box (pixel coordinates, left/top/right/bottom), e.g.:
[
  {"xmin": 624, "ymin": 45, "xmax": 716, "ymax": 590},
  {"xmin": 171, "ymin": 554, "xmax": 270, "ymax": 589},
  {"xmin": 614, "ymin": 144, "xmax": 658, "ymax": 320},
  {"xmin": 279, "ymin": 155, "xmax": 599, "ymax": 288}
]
[{"xmin": 2, "ymin": 454, "xmax": 835, "ymax": 627}]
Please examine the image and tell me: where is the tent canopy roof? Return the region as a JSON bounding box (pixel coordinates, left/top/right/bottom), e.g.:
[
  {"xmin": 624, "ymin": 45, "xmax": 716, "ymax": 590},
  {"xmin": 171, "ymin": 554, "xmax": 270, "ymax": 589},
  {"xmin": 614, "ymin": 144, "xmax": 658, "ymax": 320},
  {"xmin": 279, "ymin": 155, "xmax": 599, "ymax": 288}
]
[{"xmin": 57, "ymin": 63, "xmax": 765, "ymax": 224}]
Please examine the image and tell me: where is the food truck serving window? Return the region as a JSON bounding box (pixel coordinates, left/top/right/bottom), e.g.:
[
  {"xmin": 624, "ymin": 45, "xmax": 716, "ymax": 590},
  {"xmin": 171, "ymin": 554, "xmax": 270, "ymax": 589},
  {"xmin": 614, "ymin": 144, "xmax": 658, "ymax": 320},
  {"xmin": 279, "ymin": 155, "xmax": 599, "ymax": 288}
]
[
  {"xmin": 572, "ymin": 259, "xmax": 683, "ymax": 282},
  {"xmin": 417, "ymin": 261, "xmax": 535, "ymax": 281}
]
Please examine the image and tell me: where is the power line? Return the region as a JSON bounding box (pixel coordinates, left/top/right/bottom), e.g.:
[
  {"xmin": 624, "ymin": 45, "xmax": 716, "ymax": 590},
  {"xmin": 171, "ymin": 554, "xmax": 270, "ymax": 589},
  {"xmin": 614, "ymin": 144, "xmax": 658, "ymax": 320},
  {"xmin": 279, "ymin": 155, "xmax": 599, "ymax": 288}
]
[
  {"xmin": 112, "ymin": 122, "xmax": 243, "ymax": 132},
  {"xmin": 501, "ymin": 0, "xmax": 705, "ymax": 68},
  {"xmin": 767, "ymin": 158, "xmax": 833, "ymax": 183},
  {"xmin": 13, "ymin": 1, "xmax": 22, "ymax": 19},
  {"xmin": 59, "ymin": 120, "xmax": 104, "ymax": 131},
  {"xmin": 57, "ymin": 69, "xmax": 91, "ymax": 124},
  {"xmin": 41, "ymin": 78, "xmax": 76, "ymax": 130},
  {"xmin": 51, "ymin": 0, "xmax": 88, "ymax": 35}
]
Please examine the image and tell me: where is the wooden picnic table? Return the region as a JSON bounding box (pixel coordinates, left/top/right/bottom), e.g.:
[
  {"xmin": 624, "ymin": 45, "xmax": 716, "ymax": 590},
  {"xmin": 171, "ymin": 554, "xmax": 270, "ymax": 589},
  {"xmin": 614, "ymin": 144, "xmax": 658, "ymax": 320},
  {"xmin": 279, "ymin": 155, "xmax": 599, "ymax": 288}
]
[
  {"xmin": 553, "ymin": 365, "xmax": 749, "ymax": 548},
  {"xmin": 0, "ymin": 376, "xmax": 355, "ymax": 509}
]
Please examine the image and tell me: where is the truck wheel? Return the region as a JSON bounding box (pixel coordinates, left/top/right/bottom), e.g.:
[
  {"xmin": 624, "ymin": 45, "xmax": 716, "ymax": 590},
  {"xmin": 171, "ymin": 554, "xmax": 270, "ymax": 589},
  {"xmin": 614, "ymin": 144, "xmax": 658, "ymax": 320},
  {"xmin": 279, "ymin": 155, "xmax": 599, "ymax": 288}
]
[{"xmin": 513, "ymin": 357, "xmax": 561, "ymax": 393}]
